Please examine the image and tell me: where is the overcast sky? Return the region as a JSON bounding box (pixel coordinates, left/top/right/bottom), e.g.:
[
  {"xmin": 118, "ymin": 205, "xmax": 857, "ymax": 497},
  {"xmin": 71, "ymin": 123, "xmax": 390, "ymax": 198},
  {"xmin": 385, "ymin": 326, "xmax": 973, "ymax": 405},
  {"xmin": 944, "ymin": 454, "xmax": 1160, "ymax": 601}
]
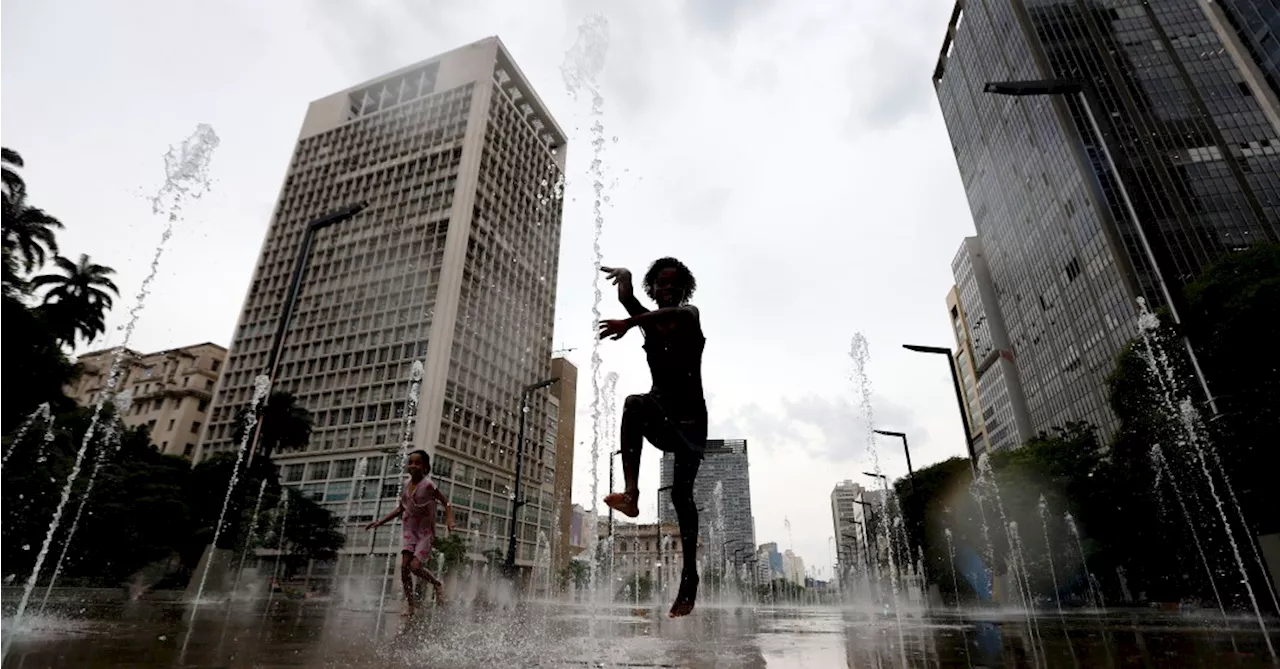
[{"xmin": 3, "ymin": 0, "xmax": 977, "ymax": 578}]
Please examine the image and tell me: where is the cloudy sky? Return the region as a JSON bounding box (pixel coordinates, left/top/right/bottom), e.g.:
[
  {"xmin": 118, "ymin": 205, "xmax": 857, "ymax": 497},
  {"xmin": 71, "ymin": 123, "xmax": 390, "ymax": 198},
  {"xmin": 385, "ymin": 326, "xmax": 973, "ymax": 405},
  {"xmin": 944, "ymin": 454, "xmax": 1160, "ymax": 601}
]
[{"xmin": 3, "ymin": 0, "xmax": 977, "ymax": 577}]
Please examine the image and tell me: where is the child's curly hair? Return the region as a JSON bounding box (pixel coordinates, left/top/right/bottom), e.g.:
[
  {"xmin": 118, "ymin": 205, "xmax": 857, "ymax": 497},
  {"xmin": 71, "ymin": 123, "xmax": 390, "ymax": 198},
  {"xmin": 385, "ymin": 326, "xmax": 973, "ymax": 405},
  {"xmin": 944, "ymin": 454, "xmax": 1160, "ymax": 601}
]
[{"xmin": 643, "ymin": 257, "xmax": 697, "ymax": 304}]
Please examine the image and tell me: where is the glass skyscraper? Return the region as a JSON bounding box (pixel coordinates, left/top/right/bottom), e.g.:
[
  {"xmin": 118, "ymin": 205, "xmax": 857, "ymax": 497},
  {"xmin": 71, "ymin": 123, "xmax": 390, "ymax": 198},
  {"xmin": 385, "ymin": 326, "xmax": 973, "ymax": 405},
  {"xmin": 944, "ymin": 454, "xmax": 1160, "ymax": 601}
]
[
  {"xmin": 659, "ymin": 439, "xmax": 756, "ymax": 572},
  {"xmin": 933, "ymin": 0, "xmax": 1280, "ymax": 438}
]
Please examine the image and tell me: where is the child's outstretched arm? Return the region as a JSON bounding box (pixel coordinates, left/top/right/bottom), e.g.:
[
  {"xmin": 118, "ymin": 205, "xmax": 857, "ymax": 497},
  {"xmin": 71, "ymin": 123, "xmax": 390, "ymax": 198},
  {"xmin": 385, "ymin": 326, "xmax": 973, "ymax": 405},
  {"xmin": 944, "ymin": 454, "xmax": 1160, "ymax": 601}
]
[
  {"xmin": 366, "ymin": 504, "xmax": 403, "ymax": 531},
  {"xmin": 432, "ymin": 486, "xmax": 455, "ymax": 531}
]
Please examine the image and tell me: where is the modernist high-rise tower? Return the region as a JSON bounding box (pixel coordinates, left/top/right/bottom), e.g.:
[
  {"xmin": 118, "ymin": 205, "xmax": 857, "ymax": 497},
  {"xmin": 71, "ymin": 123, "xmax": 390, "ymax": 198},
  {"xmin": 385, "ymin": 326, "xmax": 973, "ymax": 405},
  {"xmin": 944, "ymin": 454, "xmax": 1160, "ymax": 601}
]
[
  {"xmin": 933, "ymin": 1, "xmax": 1280, "ymax": 438},
  {"xmin": 199, "ymin": 37, "xmax": 569, "ymax": 578},
  {"xmin": 829, "ymin": 480, "xmax": 864, "ymax": 582},
  {"xmin": 659, "ymin": 439, "xmax": 756, "ymax": 572}
]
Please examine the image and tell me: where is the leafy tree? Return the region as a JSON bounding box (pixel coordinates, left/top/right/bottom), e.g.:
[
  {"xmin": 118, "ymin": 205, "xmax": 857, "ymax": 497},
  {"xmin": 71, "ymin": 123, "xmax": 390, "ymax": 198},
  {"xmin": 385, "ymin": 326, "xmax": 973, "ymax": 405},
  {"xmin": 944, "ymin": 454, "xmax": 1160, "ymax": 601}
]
[
  {"xmin": 1181, "ymin": 243, "xmax": 1279, "ymax": 535},
  {"xmin": 1, "ymin": 148, "xmax": 64, "ymax": 292},
  {"xmin": 1, "ymin": 294, "xmax": 78, "ymax": 429},
  {"xmin": 2, "ymin": 147, "xmax": 26, "ymax": 202},
  {"xmin": 1, "ymin": 408, "xmax": 194, "ymax": 588},
  {"xmin": 32, "ymin": 254, "xmax": 119, "ymax": 347},
  {"xmin": 559, "ymin": 559, "xmax": 589, "ymax": 590},
  {"xmin": 432, "ymin": 533, "xmax": 469, "ymax": 575},
  {"xmin": 54, "ymin": 424, "xmax": 194, "ymax": 587},
  {"xmin": 3, "ymin": 206, "xmax": 63, "ymax": 277},
  {"xmin": 616, "ymin": 572, "xmax": 653, "ymax": 601},
  {"xmin": 232, "ymin": 391, "xmax": 314, "ymax": 465}
]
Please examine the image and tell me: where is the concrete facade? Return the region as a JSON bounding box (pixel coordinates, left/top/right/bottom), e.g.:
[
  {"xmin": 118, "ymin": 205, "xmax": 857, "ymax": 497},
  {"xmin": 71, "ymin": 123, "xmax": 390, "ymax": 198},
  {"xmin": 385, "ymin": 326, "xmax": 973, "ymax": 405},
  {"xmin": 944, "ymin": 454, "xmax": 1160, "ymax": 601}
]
[
  {"xmin": 658, "ymin": 439, "xmax": 756, "ymax": 573},
  {"xmin": 70, "ymin": 343, "xmax": 226, "ymax": 459},
  {"xmin": 197, "ymin": 37, "xmax": 568, "ymax": 577},
  {"xmin": 949, "ymin": 237, "xmax": 1033, "ymax": 453},
  {"xmin": 550, "ymin": 357, "xmax": 578, "ymax": 577},
  {"xmin": 830, "ymin": 480, "xmax": 865, "ymax": 582}
]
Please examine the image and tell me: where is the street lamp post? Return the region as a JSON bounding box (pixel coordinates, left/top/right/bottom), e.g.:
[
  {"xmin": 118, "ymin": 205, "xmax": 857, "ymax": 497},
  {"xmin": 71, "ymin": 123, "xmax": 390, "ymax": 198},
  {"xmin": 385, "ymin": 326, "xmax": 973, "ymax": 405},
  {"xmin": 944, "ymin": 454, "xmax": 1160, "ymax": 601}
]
[
  {"xmin": 873, "ymin": 429, "xmax": 915, "ymax": 494},
  {"xmin": 504, "ymin": 376, "xmax": 560, "ymax": 577},
  {"xmin": 246, "ymin": 202, "xmax": 368, "ymax": 469},
  {"xmin": 902, "ymin": 344, "xmax": 977, "ymax": 469},
  {"xmin": 981, "ymin": 79, "xmax": 1219, "ymax": 415},
  {"xmin": 854, "ymin": 501, "xmax": 878, "ymax": 576}
]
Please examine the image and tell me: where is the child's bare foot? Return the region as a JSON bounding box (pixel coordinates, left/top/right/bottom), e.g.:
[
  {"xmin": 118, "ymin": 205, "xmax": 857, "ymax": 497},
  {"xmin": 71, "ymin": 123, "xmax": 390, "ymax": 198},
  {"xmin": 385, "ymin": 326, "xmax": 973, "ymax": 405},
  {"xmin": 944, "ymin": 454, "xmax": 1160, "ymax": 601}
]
[
  {"xmin": 400, "ymin": 604, "xmax": 417, "ymax": 620},
  {"xmin": 603, "ymin": 491, "xmax": 640, "ymax": 518},
  {"xmin": 669, "ymin": 572, "xmax": 699, "ymax": 618}
]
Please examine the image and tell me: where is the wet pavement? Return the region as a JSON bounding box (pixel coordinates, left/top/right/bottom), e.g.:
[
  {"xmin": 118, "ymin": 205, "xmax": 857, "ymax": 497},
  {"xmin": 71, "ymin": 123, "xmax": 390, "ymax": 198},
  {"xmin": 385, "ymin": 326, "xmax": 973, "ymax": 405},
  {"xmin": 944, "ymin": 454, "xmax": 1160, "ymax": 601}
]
[{"xmin": 2, "ymin": 590, "xmax": 1276, "ymax": 668}]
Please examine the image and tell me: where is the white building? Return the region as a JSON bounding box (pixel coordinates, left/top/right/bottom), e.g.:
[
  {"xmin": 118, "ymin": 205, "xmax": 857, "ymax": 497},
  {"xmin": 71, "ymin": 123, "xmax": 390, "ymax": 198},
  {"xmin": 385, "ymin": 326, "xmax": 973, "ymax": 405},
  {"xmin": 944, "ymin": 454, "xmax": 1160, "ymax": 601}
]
[
  {"xmin": 199, "ymin": 37, "xmax": 569, "ymax": 582},
  {"xmin": 660, "ymin": 439, "xmax": 756, "ymax": 573},
  {"xmin": 782, "ymin": 550, "xmax": 806, "ymax": 586},
  {"xmin": 830, "ymin": 480, "xmax": 863, "ymax": 582}
]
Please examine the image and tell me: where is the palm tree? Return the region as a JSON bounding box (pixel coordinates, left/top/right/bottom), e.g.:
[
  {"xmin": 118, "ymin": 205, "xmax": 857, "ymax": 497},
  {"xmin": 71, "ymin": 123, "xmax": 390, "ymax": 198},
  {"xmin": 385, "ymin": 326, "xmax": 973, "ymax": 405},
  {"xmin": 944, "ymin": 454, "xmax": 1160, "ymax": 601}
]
[
  {"xmin": 2, "ymin": 147, "xmax": 26, "ymax": 205},
  {"xmin": 31, "ymin": 254, "xmax": 119, "ymax": 347},
  {"xmin": 2, "ymin": 148, "xmax": 65, "ymax": 296},
  {"xmin": 234, "ymin": 391, "xmax": 313, "ymax": 461},
  {"xmin": 3, "ymin": 205, "xmax": 64, "ymax": 273}
]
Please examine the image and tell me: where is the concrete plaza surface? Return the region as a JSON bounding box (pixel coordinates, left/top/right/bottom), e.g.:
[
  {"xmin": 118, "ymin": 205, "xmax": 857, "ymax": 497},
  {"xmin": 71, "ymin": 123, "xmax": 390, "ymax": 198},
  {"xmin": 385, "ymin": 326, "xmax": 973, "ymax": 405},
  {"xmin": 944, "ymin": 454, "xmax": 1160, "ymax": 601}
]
[{"xmin": 2, "ymin": 591, "xmax": 1275, "ymax": 668}]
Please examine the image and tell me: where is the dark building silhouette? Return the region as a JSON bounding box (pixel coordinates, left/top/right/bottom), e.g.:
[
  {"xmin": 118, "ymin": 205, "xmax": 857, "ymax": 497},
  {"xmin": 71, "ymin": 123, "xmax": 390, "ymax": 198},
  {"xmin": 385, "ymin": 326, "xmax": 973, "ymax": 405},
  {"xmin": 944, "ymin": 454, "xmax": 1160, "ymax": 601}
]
[{"xmin": 933, "ymin": 0, "xmax": 1280, "ymax": 438}]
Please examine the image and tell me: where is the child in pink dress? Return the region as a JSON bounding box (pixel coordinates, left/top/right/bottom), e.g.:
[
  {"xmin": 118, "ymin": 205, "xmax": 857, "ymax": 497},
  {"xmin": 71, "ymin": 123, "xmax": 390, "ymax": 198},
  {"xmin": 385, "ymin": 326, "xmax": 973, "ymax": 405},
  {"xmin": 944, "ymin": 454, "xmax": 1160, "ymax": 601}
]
[{"xmin": 365, "ymin": 449, "xmax": 454, "ymax": 617}]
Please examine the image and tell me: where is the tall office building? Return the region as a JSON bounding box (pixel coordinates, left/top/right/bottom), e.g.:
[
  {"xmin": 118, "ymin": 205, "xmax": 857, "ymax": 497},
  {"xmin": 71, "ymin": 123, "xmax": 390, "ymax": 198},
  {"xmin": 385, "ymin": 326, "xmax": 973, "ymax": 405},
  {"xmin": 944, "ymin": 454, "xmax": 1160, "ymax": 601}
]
[
  {"xmin": 659, "ymin": 439, "xmax": 756, "ymax": 571},
  {"xmin": 829, "ymin": 480, "xmax": 864, "ymax": 580},
  {"xmin": 948, "ymin": 237, "xmax": 1033, "ymax": 453},
  {"xmin": 782, "ymin": 550, "xmax": 806, "ymax": 586},
  {"xmin": 757, "ymin": 542, "xmax": 783, "ymax": 582},
  {"xmin": 945, "ymin": 286, "xmax": 991, "ymax": 453},
  {"xmin": 933, "ymin": 1, "xmax": 1280, "ymax": 438},
  {"xmin": 1212, "ymin": 2, "xmax": 1280, "ymax": 103},
  {"xmin": 198, "ymin": 37, "xmax": 568, "ymax": 577},
  {"xmin": 549, "ymin": 357, "xmax": 578, "ymax": 577}
]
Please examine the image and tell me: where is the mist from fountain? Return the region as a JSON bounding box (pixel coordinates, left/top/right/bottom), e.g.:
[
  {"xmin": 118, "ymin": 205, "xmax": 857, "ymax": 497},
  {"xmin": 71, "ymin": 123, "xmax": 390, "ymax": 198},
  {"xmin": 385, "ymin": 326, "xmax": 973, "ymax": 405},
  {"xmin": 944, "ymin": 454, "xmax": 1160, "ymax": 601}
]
[
  {"xmin": 228, "ymin": 478, "xmax": 270, "ymax": 600},
  {"xmin": 847, "ymin": 333, "xmax": 910, "ymax": 668},
  {"xmin": 373, "ymin": 360, "xmax": 425, "ymax": 627},
  {"xmin": 1, "ymin": 403, "xmax": 52, "ymax": 470},
  {"xmin": 560, "ymin": 13, "xmax": 611, "ymax": 617},
  {"xmin": 39, "ymin": 388, "xmax": 133, "ymax": 614},
  {"xmin": 261, "ymin": 492, "xmax": 290, "ymax": 625},
  {"xmin": 3, "ymin": 126, "xmax": 219, "ymax": 657},
  {"xmin": 1134, "ymin": 298, "xmax": 1275, "ymax": 661}
]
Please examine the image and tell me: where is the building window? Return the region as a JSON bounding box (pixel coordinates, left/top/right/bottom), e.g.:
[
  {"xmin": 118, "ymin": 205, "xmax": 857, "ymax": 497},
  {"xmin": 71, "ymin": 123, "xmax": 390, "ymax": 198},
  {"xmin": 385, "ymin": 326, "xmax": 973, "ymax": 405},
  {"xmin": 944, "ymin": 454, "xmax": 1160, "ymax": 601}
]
[
  {"xmin": 198, "ymin": 399, "xmax": 209, "ymax": 411},
  {"xmin": 206, "ymin": 380, "xmax": 214, "ymax": 391},
  {"xmin": 184, "ymin": 444, "xmax": 195, "ymax": 458},
  {"xmin": 306, "ymin": 461, "xmax": 330, "ymax": 481},
  {"xmin": 191, "ymin": 421, "xmax": 201, "ymax": 434},
  {"xmin": 282, "ymin": 463, "xmax": 305, "ymax": 483},
  {"xmin": 211, "ymin": 359, "xmax": 221, "ymax": 372},
  {"xmin": 161, "ymin": 441, "xmax": 168, "ymax": 451},
  {"xmin": 167, "ymin": 419, "xmax": 175, "ymax": 431}
]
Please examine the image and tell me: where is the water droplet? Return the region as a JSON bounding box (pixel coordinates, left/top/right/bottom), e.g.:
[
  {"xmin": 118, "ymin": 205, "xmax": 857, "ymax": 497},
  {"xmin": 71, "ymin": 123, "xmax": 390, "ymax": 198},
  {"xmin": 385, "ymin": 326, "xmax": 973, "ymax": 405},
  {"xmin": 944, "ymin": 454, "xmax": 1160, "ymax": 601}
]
[
  {"xmin": 158, "ymin": 635, "xmax": 167, "ymax": 641},
  {"xmin": 22, "ymin": 544, "xmax": 31, "ymax": 551}
]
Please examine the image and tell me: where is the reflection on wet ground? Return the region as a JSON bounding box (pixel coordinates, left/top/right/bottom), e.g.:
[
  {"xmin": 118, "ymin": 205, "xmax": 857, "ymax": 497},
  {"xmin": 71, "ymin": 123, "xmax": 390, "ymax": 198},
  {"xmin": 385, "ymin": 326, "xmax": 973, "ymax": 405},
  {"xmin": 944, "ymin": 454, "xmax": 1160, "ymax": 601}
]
[{"xmin": 2, "ymin": 590, "xmax": 1276, "ymax": 668}]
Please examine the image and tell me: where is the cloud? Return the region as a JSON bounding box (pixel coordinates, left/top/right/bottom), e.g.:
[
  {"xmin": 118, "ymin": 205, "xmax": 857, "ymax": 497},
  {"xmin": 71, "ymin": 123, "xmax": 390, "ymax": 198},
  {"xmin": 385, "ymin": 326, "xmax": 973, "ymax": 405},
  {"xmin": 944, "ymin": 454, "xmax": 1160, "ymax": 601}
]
[
  {"xmin": 711, "ymin": 392, "xmax": 925, "ymax": 464},
  {"xmin": 842, "ymin": 1, "xmax": 943, "ymax": 131},
  {"xmin": 3, "ymin": 0, "xmax": 976, "ymax": 580},
  {"xmin": 684, "ymin": 0, "xmax": 775, "ymax": 35}
]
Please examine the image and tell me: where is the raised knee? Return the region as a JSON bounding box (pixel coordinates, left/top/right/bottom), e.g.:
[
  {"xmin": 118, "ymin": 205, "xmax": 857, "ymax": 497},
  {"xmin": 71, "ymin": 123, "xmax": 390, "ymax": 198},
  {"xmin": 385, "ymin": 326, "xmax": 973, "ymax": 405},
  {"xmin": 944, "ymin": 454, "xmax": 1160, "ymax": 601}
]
[{"xmin": 624, "ymin": 394, "xmax": 645, "ymax": 411}]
